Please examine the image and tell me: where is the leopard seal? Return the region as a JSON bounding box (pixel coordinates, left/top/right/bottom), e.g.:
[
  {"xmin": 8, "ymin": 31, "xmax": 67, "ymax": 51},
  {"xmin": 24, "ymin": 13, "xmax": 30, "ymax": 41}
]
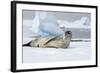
[{"xmin": 23, "ymin": 31, "xmax": 72, "ymax": 48}]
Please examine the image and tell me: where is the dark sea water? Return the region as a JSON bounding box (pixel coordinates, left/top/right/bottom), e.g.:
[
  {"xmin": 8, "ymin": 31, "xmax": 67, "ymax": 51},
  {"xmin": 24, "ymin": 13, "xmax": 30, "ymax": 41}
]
[{"xmin": 65, "ymin": 28, "xmax": 91, "ymax": 39}]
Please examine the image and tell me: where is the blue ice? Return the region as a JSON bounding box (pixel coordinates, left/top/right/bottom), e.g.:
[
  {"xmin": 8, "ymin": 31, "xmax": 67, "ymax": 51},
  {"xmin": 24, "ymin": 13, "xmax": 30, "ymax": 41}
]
[{"xmin": 31, "ymin": 11, "xmax": 63, "ymax": 37}]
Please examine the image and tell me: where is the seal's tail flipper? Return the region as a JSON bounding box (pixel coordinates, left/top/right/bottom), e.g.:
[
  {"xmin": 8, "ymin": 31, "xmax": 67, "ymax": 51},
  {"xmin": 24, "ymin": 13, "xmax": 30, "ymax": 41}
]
[{"xmin": 22, "ymin": 42, "xmax": 31, "ymax": 46}]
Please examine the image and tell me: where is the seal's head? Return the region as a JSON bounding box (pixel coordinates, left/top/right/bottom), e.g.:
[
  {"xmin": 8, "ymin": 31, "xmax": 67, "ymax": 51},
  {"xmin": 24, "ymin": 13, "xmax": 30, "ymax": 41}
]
[
  {"xmin": 63, "ymin": 31, "xmax": 72, "ymax": 48},
  {"xmin": 64, "ymin": 31, "xmax": 72, "ymax": 39},
  {"xmin": 65, "ymin": 31, "xmax": 72, "ymax": 35}
]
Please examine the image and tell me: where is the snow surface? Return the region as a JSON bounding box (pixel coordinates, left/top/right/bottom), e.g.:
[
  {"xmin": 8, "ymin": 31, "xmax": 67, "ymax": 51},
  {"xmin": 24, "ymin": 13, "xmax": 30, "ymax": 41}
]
[{"xmin": 23, "ymin": 41, "xmax": 91, "ymax": 63}]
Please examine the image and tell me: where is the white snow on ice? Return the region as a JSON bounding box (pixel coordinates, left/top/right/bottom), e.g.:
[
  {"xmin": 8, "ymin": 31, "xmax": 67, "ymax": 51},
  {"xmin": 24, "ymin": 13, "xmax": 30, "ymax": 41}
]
[{"xmin": 23, "ymin": 41, "xmax": 91, "ymax": 63}]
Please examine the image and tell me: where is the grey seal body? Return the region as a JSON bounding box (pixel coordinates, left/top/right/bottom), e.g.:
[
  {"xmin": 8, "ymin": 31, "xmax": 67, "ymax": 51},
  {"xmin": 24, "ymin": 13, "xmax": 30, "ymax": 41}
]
[{"xmin": 23, "ymin": 31, "xmax": 72, "ymax": 48}]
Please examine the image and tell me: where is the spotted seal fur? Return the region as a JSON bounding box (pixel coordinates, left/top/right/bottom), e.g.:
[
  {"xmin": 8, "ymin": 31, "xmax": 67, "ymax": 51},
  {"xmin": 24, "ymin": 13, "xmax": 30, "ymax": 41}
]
[{"xmin": 23, "ymin": 31, "xmax": 72, "ymax": 48}]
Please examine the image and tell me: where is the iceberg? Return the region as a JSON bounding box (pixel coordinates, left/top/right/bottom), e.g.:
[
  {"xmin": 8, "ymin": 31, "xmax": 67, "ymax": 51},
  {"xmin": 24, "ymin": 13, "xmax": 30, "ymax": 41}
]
[
  {"xmin": 57, "ymin": 16, "xmax": 91, "ymax": 29},
  {"xmin": 31, "ymin": 11, "xmax": 63, "ymax": 37}
]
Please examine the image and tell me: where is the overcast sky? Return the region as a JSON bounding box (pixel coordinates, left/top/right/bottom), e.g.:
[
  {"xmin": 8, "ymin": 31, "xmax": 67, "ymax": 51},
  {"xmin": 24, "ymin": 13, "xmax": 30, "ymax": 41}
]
[{"xmin": 23, "ymin": 10, "xmax": 91, "ymax": 22}]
